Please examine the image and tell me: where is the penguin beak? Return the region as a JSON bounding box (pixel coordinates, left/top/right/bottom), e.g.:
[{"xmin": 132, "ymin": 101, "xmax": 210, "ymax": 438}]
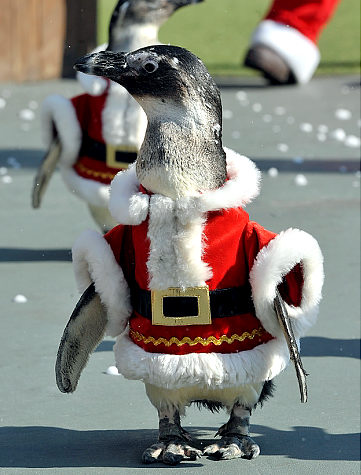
[{"xmin": 74, "ymin": 51, "xmax": 129, "ymax": 82}]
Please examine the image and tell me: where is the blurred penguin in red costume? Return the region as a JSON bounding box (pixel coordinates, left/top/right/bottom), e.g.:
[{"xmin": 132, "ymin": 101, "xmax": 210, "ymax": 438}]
[{"xmin": 33, "ymin": 0, "xmax": 203, "ymax": 232}]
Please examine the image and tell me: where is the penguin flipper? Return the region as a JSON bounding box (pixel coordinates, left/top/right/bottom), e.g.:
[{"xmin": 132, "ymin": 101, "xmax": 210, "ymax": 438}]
[
  {"xmin": 32, "ymin": 137, "xmax": 61, "ymax": 208},
  {"xmin": 55, "ymin": 283, "xmax": 107, "ymax": 393}
]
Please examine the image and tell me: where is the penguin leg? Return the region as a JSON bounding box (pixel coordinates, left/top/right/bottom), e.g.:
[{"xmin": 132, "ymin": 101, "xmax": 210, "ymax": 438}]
[
  {"xmin": 203, "ymin": 403, "xmax": 260, "ymax": 460},
  {"xmin": 142, "ymin": 407, "xmax": 202, "ymax": 465}
]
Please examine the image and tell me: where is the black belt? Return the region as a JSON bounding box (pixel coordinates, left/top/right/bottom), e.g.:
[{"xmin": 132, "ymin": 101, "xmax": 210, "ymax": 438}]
[
  {"xmin": 79, "ymin": 134, "xmax": 137, "ymax": 166},
  {"xmin": 131, "ymin": 285, "xmax": 254, "ymax": 320}
]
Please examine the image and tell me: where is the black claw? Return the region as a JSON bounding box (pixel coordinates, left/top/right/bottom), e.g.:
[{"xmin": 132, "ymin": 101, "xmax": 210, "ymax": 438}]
[{"xmin": 163, "ymin": 453, "xmax": 184, "ymax": 465}]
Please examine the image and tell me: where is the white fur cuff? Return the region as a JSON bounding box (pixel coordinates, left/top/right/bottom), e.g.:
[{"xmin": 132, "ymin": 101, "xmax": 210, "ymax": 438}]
[
  {"xmin": 72, "ymin": 229, "xmax": 132, "ymax": 337},
  {"xmin": 109, "ymin": 163, "xmax": 150, "ymax": 224},
  {"xmin": 41, "ymin": 94, "xmax": 82, "ymax": 166},
  {"xmin": 60, "ymin": 167, "xmax": 111, "ymax": 208},
  {"xmin": 250, "ymin": 228, "xmax": 324, "ymax": 338},
  {"xmin": 250, "ymin": 20, "xmax": 320, "ymax": 84}
]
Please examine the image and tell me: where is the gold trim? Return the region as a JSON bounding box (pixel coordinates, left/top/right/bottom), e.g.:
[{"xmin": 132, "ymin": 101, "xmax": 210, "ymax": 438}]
[
  {"xmin": 106, "ymin": 143, "xmax": 137, "ymax": 168},
  {"xmin": 75, "ymin": 162, "xmax": 118, "ymax": 180},
  {"xmin": 151, "ymin": 286, "xmax": 211, "ymax": 326},
  {"xmin": 129, "ymin": 327, "xmax": 264, "ymax": 348}
]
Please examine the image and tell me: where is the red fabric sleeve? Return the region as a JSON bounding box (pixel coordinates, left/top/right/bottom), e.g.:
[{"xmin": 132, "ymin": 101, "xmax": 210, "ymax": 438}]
[
  {"xmin": 71, "ymin": 94, "xmax": 90, "ymax": 131},
  {"xmin": 278, "ymin": 263, "xmax": 304, "ymax": 307},
  {"xmin": 71, "ymin": 92, "xmax": 107, "ymax": 142},
  {"xmin": 244, "ymin": 221, "xmax": 277, "ymax": 272},
  {"xmin": 104, "ymin": 225, "xmax": 125, "ymax": 264},
  {"xmin": 264, "ymin": 0, "xmax": 340, "ymax": 43}
]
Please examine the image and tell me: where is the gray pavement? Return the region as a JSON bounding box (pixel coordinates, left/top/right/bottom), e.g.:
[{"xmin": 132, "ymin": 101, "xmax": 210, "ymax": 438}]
[{"xmin": 0, "ymin": 75, "xmax": 360, "ymax": 474}]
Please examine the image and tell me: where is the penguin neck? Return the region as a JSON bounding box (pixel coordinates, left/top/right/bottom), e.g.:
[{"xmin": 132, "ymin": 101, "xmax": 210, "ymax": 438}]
[
  {"xmin": 109, "ymin": 23, "xmax": 159, "ymax": 52},
  {"xmin": 136, "ymin": 105, "xmax": 226, "ymax": 199}
]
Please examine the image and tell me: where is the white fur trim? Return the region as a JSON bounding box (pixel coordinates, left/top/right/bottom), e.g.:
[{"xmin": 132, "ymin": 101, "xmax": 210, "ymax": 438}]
[
  {"xmin": 251, "ymin": 20, "xmax": 320, "ymax": 84},
  {"xmin": 197, "ymin": 147, "xmax": 261, "ymax": 213},
  {"xmin": 109, "ymin": 163, "xmax": 150, "ymax": 225},
  {"xmin": 41, "ymin": 95, "xmax": 81, "ymax": 166},
  {"xmin": 114, "ymin": 333, "xmax": 290, "ymax": 389},
  {"xmin": 250, "ymin": 228, "xmax": 324, "ymax": 338},
  {"xmin": 146, "ymin": 195, "xmax": 212, "ymax": 289},
  {"xmin": 72, "ymin": 230, "xmax": 132, "ymax": 337},
  {"xmin": 76, "ymin": 43, "xmax": 109, "ymax": 95},
  {"xmin": 77, "ymin": 72, "xmax": 109, "ymax": 96},
  {"xmin": 60, "ymin": 166, "xmax": 110, "ymax": 208},
  {"xmin": 102, "ymin": 81, "xmax": 147, "ymax": 147},
  {"xmin": 109, "ymin": 148, "xmax": 260, "ymax": 225}
]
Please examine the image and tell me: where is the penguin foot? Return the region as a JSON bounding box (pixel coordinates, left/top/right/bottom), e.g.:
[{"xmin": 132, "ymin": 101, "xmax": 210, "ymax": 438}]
[
  {"xmin": 244, "ymin": 45, "xmax": 296, "ymax": 85},
  {"xmin": 142, "ymin": 440, "xmax": 202, "ymax": 465},
  {"xmin": 203, "ymin": 435, "xmax": 260, "ymax": 460}
]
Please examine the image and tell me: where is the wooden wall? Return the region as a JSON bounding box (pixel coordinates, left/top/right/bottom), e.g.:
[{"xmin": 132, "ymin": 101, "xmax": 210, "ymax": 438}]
[
  {"xmin": 0, "ymin": 0, "xmax": 97, "ymax": 82},
  {"xmin": 0, "ymin": 0, "xmax": 66, "ymax": 81}
]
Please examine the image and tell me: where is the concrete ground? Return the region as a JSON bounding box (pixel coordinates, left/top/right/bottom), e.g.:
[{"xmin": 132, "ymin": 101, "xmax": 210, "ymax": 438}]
[{"xmin": 0, "ymin": 75, "xmax": 360, "ymax": 474}]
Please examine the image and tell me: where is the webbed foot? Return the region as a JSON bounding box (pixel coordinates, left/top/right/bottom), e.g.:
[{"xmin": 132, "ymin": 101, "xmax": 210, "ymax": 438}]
[
  {"xmin": 142, "ymin": 440, "xmax": 202, "ymax": 465},
  {"xmin": 203, "ymin": 435, "xmax": 260, "ymax": 460}
]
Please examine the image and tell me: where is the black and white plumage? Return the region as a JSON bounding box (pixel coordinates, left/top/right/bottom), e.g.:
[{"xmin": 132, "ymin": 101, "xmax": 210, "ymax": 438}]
[
  {"xmin": 79, "ymin": 45, "xmax": 227, "ymax": 198},
  {"xmin": 56, "ymin": 45, "xmax": 324, "ymax": 464},
  {"xmin": 33, "ymin": 0, "xmax": 203, "ymax": 231}
]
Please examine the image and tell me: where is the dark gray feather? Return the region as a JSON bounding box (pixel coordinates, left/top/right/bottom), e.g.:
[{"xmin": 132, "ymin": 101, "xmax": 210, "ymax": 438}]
[
  {"xmin": 274, "ymin": 289, "xmax": 308, "ymax": 403},
  {"xmin": 32, "ymin": 137, "xmax": 61, "ymax": 208},
  {"xmin": 55, "ymin": 283, "xmax": 108, "ymax": 393}
]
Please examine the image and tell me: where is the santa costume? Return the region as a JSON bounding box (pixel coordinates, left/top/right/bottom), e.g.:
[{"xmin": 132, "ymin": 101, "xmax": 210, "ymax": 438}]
[{"xmin": 71, "ymin": 149, "xmax": 324, "ymax": 405}]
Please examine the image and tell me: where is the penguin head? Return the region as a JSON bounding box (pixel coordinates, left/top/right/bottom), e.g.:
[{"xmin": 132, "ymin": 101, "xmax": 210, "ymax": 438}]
[
  {"xmin": 74, "ymin": 44, "xmax": 222, "ymax": 124},
  {"xmin": 75, "ymin": 45, "xmax": 226, "ymax": 197},
  {"xmin": 108, "ymin": 0, "xmax": 204, "ymax": 49}
]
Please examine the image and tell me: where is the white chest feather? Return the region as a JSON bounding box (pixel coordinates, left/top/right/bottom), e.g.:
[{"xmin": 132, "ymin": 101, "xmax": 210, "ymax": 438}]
[{"xmin": 146, "ymin": 195, "xmax": 212, "ymax": 290}]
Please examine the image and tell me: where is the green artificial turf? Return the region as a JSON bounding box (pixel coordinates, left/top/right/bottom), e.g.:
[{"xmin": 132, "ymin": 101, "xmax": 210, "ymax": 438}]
[{"xmin": 97, "ymin": 0, "xmax": 360, "ymax": 76}]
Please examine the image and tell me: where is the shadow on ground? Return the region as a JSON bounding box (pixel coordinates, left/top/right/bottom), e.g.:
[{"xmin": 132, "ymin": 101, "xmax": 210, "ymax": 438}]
[
  {"xmin": 1, "ymin": 149, "xmax": 359, "ymax": 173},
  {"xmin": 0, "ymin": 425, "xmax": 359, "ymax": 468},
  {"xmin": 95, "ymin": 337, "xmax": 361, "ymax": 359},
  {"xmin": 301, "ymin": 336, "xmax": 360, "ymax": 359},
  {"xmin": 0, "ymin": 248, "xmax": 72, "ymax": 262},
  {"xmin": 0, "ymin": 149, "xmax": 43, "ymax": 168}
]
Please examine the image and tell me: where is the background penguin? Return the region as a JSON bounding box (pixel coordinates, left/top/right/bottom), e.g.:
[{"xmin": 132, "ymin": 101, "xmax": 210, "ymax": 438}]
[
  {"xmin": 32, "ymin": 0, "xmax": 203, "ymax": 232},
  {"xmin": 56, "ymin": 45, "xmax": 324, "ymax": 464}
]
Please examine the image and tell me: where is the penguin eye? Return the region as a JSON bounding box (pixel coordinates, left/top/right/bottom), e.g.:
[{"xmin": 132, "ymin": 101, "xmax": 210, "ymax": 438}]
[{"xmin": 142, "ymin": 60, "xmax": 158, "ymax": 74}]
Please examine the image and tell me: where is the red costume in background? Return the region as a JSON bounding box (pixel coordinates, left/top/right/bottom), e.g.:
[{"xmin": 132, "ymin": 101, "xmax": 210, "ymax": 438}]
[
  {"xmin": 247, "ymin": 0, "xmax": 341, "ymax": 83},
  {"xmin": 265, "ymin": 0, "xmax": 340, "ymax": 43}
]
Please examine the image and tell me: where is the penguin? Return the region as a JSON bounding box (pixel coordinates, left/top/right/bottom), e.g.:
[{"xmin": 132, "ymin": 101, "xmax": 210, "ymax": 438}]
[
  {"xmin": 56, "ymin": 45, "xmax": 324, "ymax": 464},
  {"xmin": 32, "ymin": 0, "xmax": 203, "ymax": 232}
]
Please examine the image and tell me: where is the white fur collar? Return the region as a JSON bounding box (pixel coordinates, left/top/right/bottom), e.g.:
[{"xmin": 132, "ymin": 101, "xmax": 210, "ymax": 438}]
[{"xmin": 109, "ymin": 147, "xmax": 261, "ymax": 225}]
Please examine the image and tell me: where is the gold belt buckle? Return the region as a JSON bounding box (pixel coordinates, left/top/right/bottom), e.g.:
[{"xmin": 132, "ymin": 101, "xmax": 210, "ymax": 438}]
[
  {"xmin": 106, "ymin": 144, "xmax": 137, "ymax": 169},
  {"xmin": 151, "ymin": 286, "xmax": 211, "ymax": 326}
]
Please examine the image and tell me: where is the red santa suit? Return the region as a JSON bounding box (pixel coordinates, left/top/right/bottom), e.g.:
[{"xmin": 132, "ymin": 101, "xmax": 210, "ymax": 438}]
[
  {"xmin": 249, "ymin": 0, "xmax": 340, "ymax": 83},
  {"xmin": 72, "ymin": 149, "xmax": 324, "ymax": 395},
  {"xmin": 41, "ymin": 73, "xmax": 147, "ymax": 227}
]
